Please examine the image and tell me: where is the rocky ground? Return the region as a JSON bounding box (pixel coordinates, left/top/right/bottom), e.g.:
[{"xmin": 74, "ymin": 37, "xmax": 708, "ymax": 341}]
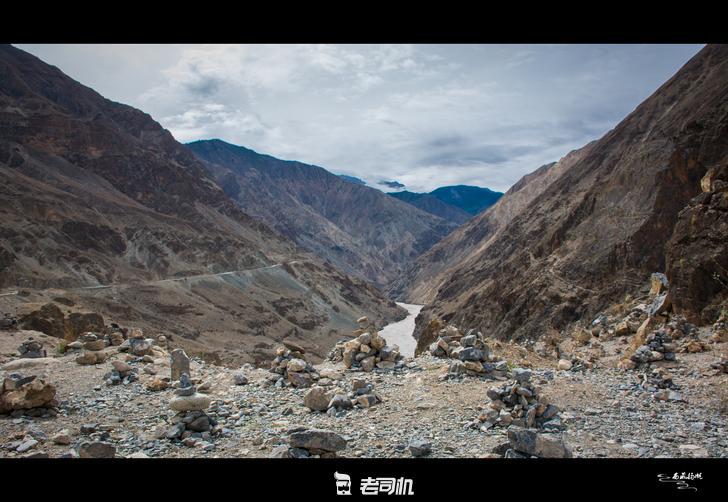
[{"xmin": 0, "ymin": 308, "xmax": 726, "ymax": 459}]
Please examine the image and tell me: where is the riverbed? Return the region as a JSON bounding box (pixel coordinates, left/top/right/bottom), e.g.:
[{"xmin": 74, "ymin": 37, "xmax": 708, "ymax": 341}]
[{"xmin": 378, "ymin": 302, "xmax": 423, "ymax": 358}]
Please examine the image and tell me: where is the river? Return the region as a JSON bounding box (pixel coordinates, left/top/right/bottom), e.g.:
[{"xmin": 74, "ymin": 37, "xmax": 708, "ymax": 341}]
[{"xmin": 378, "ymin": 302, "xmax": 423, "ymax": 358}]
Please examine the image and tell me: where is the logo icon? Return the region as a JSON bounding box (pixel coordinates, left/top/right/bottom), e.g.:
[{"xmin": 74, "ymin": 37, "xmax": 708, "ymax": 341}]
[{"xmin": 334, "ymin": 471, "xmax": 352, "ymax": 495}]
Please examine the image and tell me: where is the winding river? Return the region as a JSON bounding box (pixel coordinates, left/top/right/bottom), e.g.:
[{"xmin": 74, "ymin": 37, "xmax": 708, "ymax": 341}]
[{"xmin": 378, "ymin": 302, "xmax": 423, "ymax": 358}]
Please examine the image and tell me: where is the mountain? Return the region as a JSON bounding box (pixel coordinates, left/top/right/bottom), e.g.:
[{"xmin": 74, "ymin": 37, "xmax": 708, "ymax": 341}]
[
  {"xmin": 0, "ymin": 44, "xmax": 405, "ymax": 365},
  {"xmin": 389, "ymin": 191, "xmax": 472, "ymax": 224},
  {"xmin": 402, "ymin": 44, "xmax": 728, "ymax": 351},
  {"xmin": 429, "ymin": 185, "xmax": 503, "ymax": 215},
  {"xmin": 186, "ymin": 139, "xmax": 458, "ymax": 287}
]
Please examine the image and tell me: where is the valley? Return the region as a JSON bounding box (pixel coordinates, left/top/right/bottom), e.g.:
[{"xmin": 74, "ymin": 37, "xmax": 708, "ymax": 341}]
[{"xmin": 0, "ymin": 43, "xmax": 727, "ymax": 461}]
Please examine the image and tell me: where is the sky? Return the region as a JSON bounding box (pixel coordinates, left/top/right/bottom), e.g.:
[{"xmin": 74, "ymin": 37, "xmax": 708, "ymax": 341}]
[{"xmin": 18, "ymin": 44, "xmax": 704, "ymax": 193}]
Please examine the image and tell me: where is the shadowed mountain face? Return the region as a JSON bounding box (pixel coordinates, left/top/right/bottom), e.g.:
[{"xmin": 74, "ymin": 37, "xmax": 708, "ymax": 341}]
[
  {"xmin": 429, "ymin": 185, "xmax": 503, "ymax": 215},
  {"xmin": 389, "ymin": 191, "xmax": 473, "ymax": 224},
  {"xmin": 0, "ymin": 44, "xmax": 405, "ymax": 364},
  {"xmin": 186, "ymin": 139, "xmax": 458, "ymax": 287},
  {"xmin": 402, "ymin": 44, "xmax": 728, "ymax": 349}
]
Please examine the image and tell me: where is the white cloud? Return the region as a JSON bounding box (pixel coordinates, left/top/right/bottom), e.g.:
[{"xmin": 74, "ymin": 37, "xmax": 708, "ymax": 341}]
[{"xmin": 18, "ymin": 43, "xmax": 705, "ymax": 193}]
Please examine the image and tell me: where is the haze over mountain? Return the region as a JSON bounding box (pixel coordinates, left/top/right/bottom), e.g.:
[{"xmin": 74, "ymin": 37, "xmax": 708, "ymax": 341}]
[
  {"xmin": 0, "ymin": 44, "xmax": 404, "ymax": 365},
  {"xmin": 186, "ymin": 139, "xmax": 458, "ymax": 287},
  {"xmin": 398, "ymin": 44, "xmax": 728, "ymax": 352}
]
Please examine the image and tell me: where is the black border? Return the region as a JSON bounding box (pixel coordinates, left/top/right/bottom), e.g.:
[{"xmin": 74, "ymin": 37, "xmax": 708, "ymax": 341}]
[{"xmin": 3, "ymin": 5, "xmax": 726, "ymax": 43}]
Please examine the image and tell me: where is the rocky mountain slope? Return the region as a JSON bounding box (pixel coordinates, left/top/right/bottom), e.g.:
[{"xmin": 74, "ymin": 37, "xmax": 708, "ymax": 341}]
[
  {"xmin": 402, "ymin": 44, "xmax": 728, "ymax": 346},
  {"xmin": 388, "ymin": 145, "xmax": 596, "ymax": 304},
  {"xmin": 389, "ymin": 191, "xmax": 472, "ymax": 224},
  {"xmin": 0, "ymin": 44, "xmax": 404, "ymax": 364},
  {"xmin": 186, "ymin": 140, "xmax": 458, "ymax": 287}
]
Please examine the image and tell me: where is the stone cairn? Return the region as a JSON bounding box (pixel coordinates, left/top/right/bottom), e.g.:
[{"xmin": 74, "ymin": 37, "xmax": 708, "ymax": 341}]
[
  {"xmin": 119, "ymin": 328, "xmax": 156, "ymax": 357},
  {"xmin": 269, "ymin": 343, "xmax": 320, "ymax": 388},
  {"xmin": 147, "ymin": 347, "xmax": 189, "ymax": 392},
  {"xmin": 75, "ymin": 332, "xmax": 110, "ymax": 365},
  {"xmin": 327, "ymin": 316, "xmax": 404, "ymax": 372},
  {"xmin": 104, "ymin": 360, "xmax": 138, "ymax": 386},
  {"xmin": 429, "ymin": 326, "xmax": 507, "ymax": 379},
  {"xmin": 638, "ymin": 367, "xmax": 684, "ymax": 402},
  {"xmin": 630, "ymin": 328, "xmax": 677, "ymax": 366},
  {"xmin": 304, "ymin": 378, "xmax": 382, "ymax": 414},
  {"xmin": 165, "ymin": 373, "xmax": 218, "ymax": 446},
  {"xmin": 0, "ymin": 313, "xmax": 18, "ymax": 330},
  {"xmin": 270, "ymin": 428, "xmax": 347, "ymax": 458},
  {"xmin": 0, "ymin": 373, "xmax": 58, "ymax": 418},
  {"xmin": 479, "ymin": 368, "xmax": 562, "ymax": 431},
  {"xmin": 18, "ymin": 338, "xmax": 46, "ymax": 358}
]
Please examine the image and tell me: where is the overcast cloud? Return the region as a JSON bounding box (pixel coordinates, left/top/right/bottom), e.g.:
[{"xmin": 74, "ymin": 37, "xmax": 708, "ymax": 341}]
[{"xmin": 18, "ymin": 44, "xmax": 703, "ymax": 192}]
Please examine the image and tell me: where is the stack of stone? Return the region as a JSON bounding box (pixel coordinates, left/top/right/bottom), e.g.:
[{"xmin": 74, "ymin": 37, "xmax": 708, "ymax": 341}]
[
  {"xmin": 327, "ymin": 316, "xmax": 403, "ymax": 372},
  {"xmin": 0, "ymin": 313, "xmax": 17, "ymax": 330},
  {"xmin": 105, "ymin": 329, "xmax": 125, "ymax": 347},
  {"xmin": 270, "ymin": 345, "xmax": 320, "ymax": 387},
  {"xmin": 0, "ymin": 373, "xmax": 58, "ymax": 417},
  {"xmin": 480, "ymin": 368, "xmax": 562, "ymax": 431},
  {"xmin": 75, "ymin": 332, "xmax": 109, "ymax": 365},
  {"xmin": 304, "ymin": 378, "xmax": 382, "ymax": 413},
  {"xmin": 120, "ymin": 328, "xmax": 155, "ymax": 357},
  {"xmin": 641, "ymin": 368, "xmax": 684, "ymax": 402},
  {"xmin": 429, "ymin": 327, "xmax": 506, "ymax": 379},
  {"xmin": 18, "ymin": 338, "xmax": 45, "ymax": 358},
  {"xmin": 165, "ymin": 374, "xmax": 217, "ymax": 446},
  {"xmin": 630, "ymin": 328, "xmax": 677, "ymax": 366},
  {"xmin": 104, "ymin": 360, "xmax": 138, "ymax": 386},
  {"xmin": 640, "ymin": 367, "xmax": 678, "ymax": 390},
  {"xmin": 270, "ymin": 428, "xmax": 347, "ymax": 458}
]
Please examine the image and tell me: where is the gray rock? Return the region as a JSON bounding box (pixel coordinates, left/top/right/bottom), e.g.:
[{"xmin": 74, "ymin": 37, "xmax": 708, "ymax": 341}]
[
  {"xmin": 289, "ymin": 429, "xmax": 347, "ymax": 452},
  {"xmin": 458, "ymin": 347, "xmax": 484, "ymax": 361},
  {"xmin": 513, "ymin": 368, "xmax": 532, "ymax": 384},
  {"xmin": 170, "ymin": 349, "xmax": 190, "ymax": 381},
  {"xmin": 78, "ymin": 441, "xmax": 116, "ymax": 458},
  {"xmin": 16, "ymin": 438, "xmax": 38, "ymax": 453},
  {"xmin": 507, "ymin": 427, "xmax": 572, "ymax": 458},
  {"xmin": 233, "ymin": 372, "xmax": 248, "ymax": 385},
  {"xmin": 408, "ymin": 438, "xmax": 432, "ymax": 457},
  {"xmin": 304, "ymin": 386, "xmax": 333, "ymax": 412}
]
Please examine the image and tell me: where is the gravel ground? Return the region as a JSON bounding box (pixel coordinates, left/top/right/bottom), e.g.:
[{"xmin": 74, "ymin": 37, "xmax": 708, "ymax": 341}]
[{"xmin": 0, "ymin": 327, "xmax": 726, "ymax": 459}]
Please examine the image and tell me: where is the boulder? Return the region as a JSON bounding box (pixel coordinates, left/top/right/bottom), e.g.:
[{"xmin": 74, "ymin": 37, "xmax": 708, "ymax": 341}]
[
  {"xmin": 304, "ymin": 386, "xmax": 334, "ymax": 411},
  {"xmin": 0, "ymin": 374, "xmax": 57, "ymax": 413},
  {"xmin": 78, "ymin": 441, "xmax": 116, "ymax": 458},
  {"xmin": 507, "ymin": 427, "xmax": 572, "ymax": 458},
  {"xmin": 289, "ymin": 429, "xmax": 347, "ymax": 452}
]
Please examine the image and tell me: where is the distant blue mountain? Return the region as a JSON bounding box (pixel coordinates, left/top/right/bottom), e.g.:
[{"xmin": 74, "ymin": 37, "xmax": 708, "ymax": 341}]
[{"xmin": 429, "ymin": 185, "xmax": 503, "ymax": 215}]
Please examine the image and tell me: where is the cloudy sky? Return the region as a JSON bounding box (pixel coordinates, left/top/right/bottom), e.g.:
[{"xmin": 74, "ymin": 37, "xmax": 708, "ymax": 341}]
[{"xmin": 19, "ymin": 44, "xmax": 703, "ymax": 193}]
